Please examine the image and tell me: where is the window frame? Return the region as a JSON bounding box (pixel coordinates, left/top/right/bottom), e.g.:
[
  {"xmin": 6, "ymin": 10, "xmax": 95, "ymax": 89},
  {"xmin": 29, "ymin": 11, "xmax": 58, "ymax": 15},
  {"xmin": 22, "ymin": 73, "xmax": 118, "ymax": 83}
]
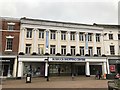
[
  {"xmin": 26, "ymin": 28, "xmax": 32, "ymax": 38},
  {"xmin": 80, "ymin": 46, "xmax": 84, "ymax": 56},
  {"xmin": 25, "ymin": 44, "xmax": 32, "ymax": 54},
  {"xmin": 110, "ymin": 45, "xmax": 115, "ymax": 55},
  {"xmin": 50, "ymin": 31, "xmax": 56, "ymax": 40},
  {"xmin": 61, "ymin": 45, "xmax": 66, "ymax": 55},
  {"xmin": 61, "ymin": 32, "xmax": 66, "ymax": 40},
  {"xmin": 109, "ymin": 34, "xmax": 113, "ymax": 40},
  {"xmin": 71, "ymin": 46, "xmax": 76, "ymax": 56},
  {"xmin": 39, "ymin": 30, "xmax": 44, "ymax": 39},
  {"xmin": 50, "ymin": 45, "xmax": 56, "ymax": 55}
]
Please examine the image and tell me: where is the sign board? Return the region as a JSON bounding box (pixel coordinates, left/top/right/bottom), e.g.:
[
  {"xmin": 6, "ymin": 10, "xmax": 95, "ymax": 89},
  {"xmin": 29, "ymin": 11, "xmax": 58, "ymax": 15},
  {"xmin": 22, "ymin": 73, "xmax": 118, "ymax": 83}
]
[
  {"xmin": 52, "ymin": 58, "xmax": 85, "ymax": 62},
  {"xmin": 110, "ymin": 65, "xmax": 116, "ymax": 72}
]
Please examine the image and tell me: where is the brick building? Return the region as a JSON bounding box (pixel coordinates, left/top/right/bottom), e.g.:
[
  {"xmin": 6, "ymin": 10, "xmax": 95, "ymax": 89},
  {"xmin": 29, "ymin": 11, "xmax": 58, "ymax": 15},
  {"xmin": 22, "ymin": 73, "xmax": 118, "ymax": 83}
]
[{"xmin": 0, "ymin": 17, "xmax": 20, "ymax": 77}]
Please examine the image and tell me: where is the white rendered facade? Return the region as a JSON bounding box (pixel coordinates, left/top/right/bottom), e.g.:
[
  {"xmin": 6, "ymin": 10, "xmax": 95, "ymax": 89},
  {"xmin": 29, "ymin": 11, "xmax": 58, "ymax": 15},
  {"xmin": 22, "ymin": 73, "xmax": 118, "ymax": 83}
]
[{"xmin": 17, "ymin": 18, "xmax": 110, "ymax": 78}]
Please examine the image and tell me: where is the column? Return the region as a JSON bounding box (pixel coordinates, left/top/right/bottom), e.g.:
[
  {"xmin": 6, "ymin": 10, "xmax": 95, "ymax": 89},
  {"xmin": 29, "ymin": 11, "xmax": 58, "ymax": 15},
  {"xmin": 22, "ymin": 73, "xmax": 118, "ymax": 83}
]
[
  {"xmin": 19, "ymin": 27, "xmax": 25, "ymax": 53},
  {"xmin": 106, "ymin": 59, "xmax": 110, "ymax": 74},
  {"xmin": 17, "ymin": 61, "xmax": 23, "ymax": 78},
  {"xmin": 102, "ymin": 62, "xmax": 107, "ymax": 74},
  {"xmin": 57, "ymin": 30, "xmax": 61, "ymax": 54},
  {"xmin": 13, "ymin": 57, "xmax": 18, "ymax": 77},
  {"xmin": 76, "ymin": 31, "xmax": 79, "ymax": 54},
  {"xmin": 45, "ymin": 29, "xmax": 49, "ymax": 54},
  {"xmin": 85, "ymin": 33, "xmax": 89, "ymax": 55},
  {"xmin": 101, "ymin": 34, "xmax": 105, "ymax": 55},
  {"xmin": 67, "ymin": 31, "xmax": 70, "ymax": 54},
  {"xmin": 93, "ymin": 33, "xmax": 97, "ymax": 55},
  {"xmin": 45, "ymin": 61, "xmax": 48, "ymax": 77},
  {"xmin": 86, "ymin": 62, "xmax": 90, "ymax": 77},
  {"xmin": 33, "ymin": 28, "xmax": 38, "ymax": 54}
]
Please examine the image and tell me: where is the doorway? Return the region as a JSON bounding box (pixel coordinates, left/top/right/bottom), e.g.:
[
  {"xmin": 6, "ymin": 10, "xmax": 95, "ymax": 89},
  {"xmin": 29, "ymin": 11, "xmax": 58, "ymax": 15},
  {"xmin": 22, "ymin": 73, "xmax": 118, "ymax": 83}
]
[{"xmin": 2, "ymin": 64, "xmax": 9, "ymax": 76}]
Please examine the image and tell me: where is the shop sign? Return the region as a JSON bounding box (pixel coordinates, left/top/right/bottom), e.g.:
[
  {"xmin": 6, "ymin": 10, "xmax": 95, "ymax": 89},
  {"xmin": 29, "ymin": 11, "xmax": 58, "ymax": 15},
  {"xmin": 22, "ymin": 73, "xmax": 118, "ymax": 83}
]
[
  {"xmin": 0, "ymin": 60, "xmax": 10, "ymax": 62},
  {"xmin": 110, "ymin": 65, "xmax": 116, "ymax": 72},
  {"xmin": 52, "ymin": 58, "xmax": 85, "ymax": 61}
]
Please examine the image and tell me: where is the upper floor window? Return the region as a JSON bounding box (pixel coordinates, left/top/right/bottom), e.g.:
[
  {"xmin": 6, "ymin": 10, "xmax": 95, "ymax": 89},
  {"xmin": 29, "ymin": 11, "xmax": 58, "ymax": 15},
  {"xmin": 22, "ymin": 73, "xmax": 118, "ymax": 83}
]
[
  {"xmin": 118, "ymin": 34, "xmax": 120, "ymax": 40},
  {"xmin": 7, "ymin": 25, "xmax": 14, "ymax": 30},
  {"xmin": 50, "ymin": 45, "xmax": 56, "ymax": 55},
  {"xmin": 109, "ymin": 34, "xmax": 113, "ymax": 40},
  {"xmin": 80, "ymin": 46, "xmax": 84, "ymax": 56},
  {"xmin": 25, "ymin": 44, "xmax": 31, "ymax": 54},
  {"xmin": 96, "ymin": 34, "xmax": 100, "ymax": 42},
  {"xmin": 79, "ymin": 33, "xmax": 84, "ymax": 41},
  {"xmin": 61, "ymin": 31, "xmax": 66, "ymax": 40},
  {"xmin": 6, "ymin": 38, "xmax": 13, "ymax": 50},
  {"xmin": 71, "ymin": 46, "xmax": 75, "ymax": 56},
  {"xmin": 61, "ymin": 45, "xmax": 66, "ymax": 55},
  {"xmin": 50, "ymin": 31, "xmax": 56, "ymax": 40},
  {"xmin": 97, "ymin": 47, "xmax": 101, "ymax": 56},
  {"xmin": 110, "ymin": 45, "xmax": 115, "ymax": 55},
  {"xmin": 88, "ymin": 33, "xmax": 92, "ymax": 41},
  {"xmin": 38, "ymin": 44, "xmax": 44, "ymax": 55},
  {"xmin": 26, "ymin": 28, "xmax": 32, "ymax": 38},
  {"xmin": 39, "ymin": 30, "xmax": 44, "ymax": 39},
  {"xmin": 70, "ymin": 32, "xmax": 75, "ymax": 41},
  {"xmin": 88, "ymin": 47, "xmax": 93, "ymax": 56}
]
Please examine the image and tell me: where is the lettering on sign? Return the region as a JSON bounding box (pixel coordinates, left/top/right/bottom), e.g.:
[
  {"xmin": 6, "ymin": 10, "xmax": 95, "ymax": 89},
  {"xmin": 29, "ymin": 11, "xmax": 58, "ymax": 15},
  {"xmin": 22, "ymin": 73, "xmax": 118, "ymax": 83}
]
[{"xmin": 52, "ymin": 58, "xmax": 85, "ymax": 61}]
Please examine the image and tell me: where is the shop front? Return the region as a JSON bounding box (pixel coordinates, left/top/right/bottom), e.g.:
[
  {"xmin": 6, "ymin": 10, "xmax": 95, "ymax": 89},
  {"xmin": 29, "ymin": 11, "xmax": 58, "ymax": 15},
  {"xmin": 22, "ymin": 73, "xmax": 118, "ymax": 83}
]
[{"xmin": 17, "ymin": 56, "xmax": 109, "ymax": 78}]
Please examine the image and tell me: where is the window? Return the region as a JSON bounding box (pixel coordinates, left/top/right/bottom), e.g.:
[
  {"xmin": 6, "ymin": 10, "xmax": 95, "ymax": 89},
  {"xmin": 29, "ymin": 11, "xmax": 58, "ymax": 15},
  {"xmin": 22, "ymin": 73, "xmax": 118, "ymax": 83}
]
[
  {"xmin": 88, "ymin": 33, "xmax": 92, "ymax": 41},
  {"xmin": 80, "ymin": 46, "xmax": 84, "ymax": 56},
  {"xmin": 110, "ymin": 45, "xmax": 115, "ymax": 55},
  {"xmin": 88, "ymin": 47, "xmax": 93, "ymax": 56},
  {"xmin": 6, "ymin": 38, "xmax": 13, "ymax": 50},
  {"xmin": 25, "ymin": 44, "xmax": 31, "ymax": 54},
  {"xmin": 61, "ymin": 46, "xmax": 66, "ymax": 55},
  {"xmin": 109, "ymin": 34, "xmax": 113, "ymax": 40},
  {"xmin": 79, "ymin": 33, "xmax": 84, "ymax": 41},
  {"xmin": 96, "ymin": 34, "xmax": 100, "ymax": 42},
  {"xmin": 118, "ymin": 34, "xmax": 120, "ymax": 40},
  {"xmin": 26, "ymin": 28, "xmax": 32, "ymax": 38},
  {"xmin": 50, "ymin": 31, "xmax": 56, "ymax": 40},
  {"xmin": 50, "ymin": 45, "xmax": 56, "ymax": 55},
  {"xmin": 97, "ymin": 47, "xmax": 101, "ymax": 56},
  {"xmin": 7, "ymin": 25, "xmax": 14, "ymax": 30},
  {"xmin": 61, "ymin": 31, "xmax": 66, "ymax": 40},
  {"xmin": 38, "ymin": 44, "xmax": 44, "ymax": 55},
  {"xmin": 71, "ymin": 46, "xmax": 75, "ymax": 56},
  {"xmin": 39, "ymin": 30, "xmax": 44, "ymax": 39},
  {"xmin": 70, "ymin": 32, "xmax": 75, "ymax": 40}
]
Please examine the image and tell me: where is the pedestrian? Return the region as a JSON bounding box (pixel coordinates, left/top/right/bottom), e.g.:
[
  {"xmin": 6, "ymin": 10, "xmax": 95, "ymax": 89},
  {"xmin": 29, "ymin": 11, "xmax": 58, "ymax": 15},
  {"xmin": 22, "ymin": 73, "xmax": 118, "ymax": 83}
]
[
  {"xmin": 98, "ymin": 71, "xmax": 101, "ymax": 79},
  {"xmin": 95, "ymin": 70, "xmax": 99, "ymax": 79},
  {"xmin": 72, "ymin": 73, "xmax": 74, "ymax": 80}
]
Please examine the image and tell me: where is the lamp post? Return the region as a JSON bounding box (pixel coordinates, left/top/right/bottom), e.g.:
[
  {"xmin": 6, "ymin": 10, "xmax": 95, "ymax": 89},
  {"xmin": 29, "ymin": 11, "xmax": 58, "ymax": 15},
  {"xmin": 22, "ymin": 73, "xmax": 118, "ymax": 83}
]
[{"xmin": 45, "ymin": 57, "xmax": 49, "ymax": 81}]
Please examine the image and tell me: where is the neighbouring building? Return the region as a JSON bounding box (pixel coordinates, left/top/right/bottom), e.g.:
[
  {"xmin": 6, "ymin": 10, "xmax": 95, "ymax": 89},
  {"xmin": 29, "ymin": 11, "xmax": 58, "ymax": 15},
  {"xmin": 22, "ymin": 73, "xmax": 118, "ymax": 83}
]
[
  {"xmin": 17, "ymin": 17, "xmax": 110, "ymax": 78},
  {"xmin": 94, "ymin": 24, "xmax": 120, "ymax": 74},
  {"xmin": 0, "ymin": 17, "xmax": 20, "ymax": 78}
]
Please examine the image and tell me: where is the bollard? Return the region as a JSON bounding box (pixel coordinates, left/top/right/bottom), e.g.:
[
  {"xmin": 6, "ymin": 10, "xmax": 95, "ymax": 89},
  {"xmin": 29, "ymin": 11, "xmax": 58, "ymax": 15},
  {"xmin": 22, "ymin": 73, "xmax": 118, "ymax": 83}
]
[{"xmin": 26, "ymin": 74, "xmax": 31, "ymax": 83}]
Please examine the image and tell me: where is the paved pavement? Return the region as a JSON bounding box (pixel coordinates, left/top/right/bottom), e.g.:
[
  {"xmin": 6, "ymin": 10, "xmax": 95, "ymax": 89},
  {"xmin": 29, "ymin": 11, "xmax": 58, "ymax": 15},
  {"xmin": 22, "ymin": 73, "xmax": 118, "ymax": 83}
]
[{"xmin": 1, "ymin": 76, "xmax": 109, "ymax": 88}]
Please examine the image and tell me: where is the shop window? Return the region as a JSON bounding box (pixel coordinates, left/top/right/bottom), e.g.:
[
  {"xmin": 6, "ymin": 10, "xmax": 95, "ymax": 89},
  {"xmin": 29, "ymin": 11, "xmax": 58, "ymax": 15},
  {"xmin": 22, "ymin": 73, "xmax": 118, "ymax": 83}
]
[
  {"xmin": 110, "ymin": 45, "xmax": 115, "ymax": 55},
  {"xmin": 71, "ymin": 46, "xmax": 75, "ymax": 56},
  {"xmin": 61, "ymin": 31, "xmax": 66, "ymax": 40},
  {"xmin": 118, "ymin": 34, "xmax": 120, "ymax": 40},
  {"xmin": 50, "ymin": 45, "xmax": 56, "ymax": 55},
  {"xmin": 97, "ymin": 47, "xmax": 101, "ymax": 56},
  {"xmin": 61, "ymin": 45, "xmax": 66, "ymax": 55},
  {"xmin": 38, "ymin": 44, "xmax": 44, "ymax": 55},
  {"xmin": 6, "ymin": 38, "xmax": 13, "ymax": 51},
  {"xmin": 70, "ymin": 32, "xmax": 75, "ymax": 41},
  {"xmin": 39, "ymin": 30, "xmax": 44, "ymax": 39},
  {"xmin": 80, "ymin": 46, "xmax": 84, "ymax": 56},
  {"xmin": 109, "ymin": 34, "xmax": 113, "ymax": 40},
  {"xmin": 25, "ymin": 44, "xmax": 31, "ymax": 54},
  {"xmin": 26, "ymin": 28, "xmax": 32, "ymax": 38}
]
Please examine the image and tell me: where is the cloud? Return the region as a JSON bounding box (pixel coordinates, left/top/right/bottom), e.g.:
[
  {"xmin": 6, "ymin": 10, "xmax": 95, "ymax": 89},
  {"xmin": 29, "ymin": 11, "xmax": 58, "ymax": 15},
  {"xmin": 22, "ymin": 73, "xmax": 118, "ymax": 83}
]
[{"xmin": 0, "ymin": 0, "xmax": 118, "ymax": 24}]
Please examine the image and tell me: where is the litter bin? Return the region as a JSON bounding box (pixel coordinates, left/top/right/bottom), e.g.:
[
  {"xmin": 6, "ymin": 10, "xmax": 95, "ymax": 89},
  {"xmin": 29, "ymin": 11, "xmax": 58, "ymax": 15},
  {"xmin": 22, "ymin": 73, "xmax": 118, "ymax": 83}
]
[{"xmin": 26, "ymin": 74, "xmax": 31, "ymax": 83}]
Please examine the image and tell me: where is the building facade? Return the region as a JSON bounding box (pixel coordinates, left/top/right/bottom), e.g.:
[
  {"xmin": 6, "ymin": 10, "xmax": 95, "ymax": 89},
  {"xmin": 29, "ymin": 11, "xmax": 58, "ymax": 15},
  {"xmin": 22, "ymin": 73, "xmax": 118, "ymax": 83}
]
[
  {"xmin": 17, "ymin": 18, "xmax": 110, "ymax": 78},
  {"xmin": 94, "ymin": 24, "xmax": 120, "ymax": 74},
  {"xmin": 0, "ymin": 17, "xmax": 20, "ymax": 77}
]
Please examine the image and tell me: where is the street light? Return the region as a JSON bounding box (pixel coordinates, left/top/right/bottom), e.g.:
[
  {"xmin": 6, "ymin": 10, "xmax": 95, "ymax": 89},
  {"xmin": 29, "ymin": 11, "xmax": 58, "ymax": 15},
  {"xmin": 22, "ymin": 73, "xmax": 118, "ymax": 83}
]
[{"xmin": 45, "ymin": 57, "xmax": 49, "ymax": 81}]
